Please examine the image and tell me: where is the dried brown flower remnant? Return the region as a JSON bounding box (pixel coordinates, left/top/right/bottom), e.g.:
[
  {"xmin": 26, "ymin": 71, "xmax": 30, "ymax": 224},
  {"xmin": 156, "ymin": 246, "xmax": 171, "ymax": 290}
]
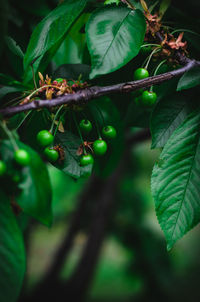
[
  {"xmin": 77, "ymin": 141, "xmax": 93, "ymax": 156},
  {"xmin": 145, "ymin": 13, "xmax": 161, "ymax": 37},
  {"xmin": 166, "ymin": 32, "xmax": 187, "ymax": 50},
  {"xmin": 53, "ymin": 144, "xmax": 65, "ymax": 163}
]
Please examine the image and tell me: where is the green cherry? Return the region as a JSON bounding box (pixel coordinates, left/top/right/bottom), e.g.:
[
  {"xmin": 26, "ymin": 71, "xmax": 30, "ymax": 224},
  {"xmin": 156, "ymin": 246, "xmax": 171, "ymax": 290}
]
[
  {"xmin": 80, "ymin": 154, "xmax": 94, "ymax": 166},
  {"xmin": 79, "ymin": 119, "xmax": 93, "ymax": 133},
  {"xmin": 141, "ymin": 90, "xmax": 157, "ymax": 106},
  {"xmin": 134, "ymin": 68, "xmax": 149, "ymax": 81},
  {"xmin": 54, "ymin": 78, "xmax": 64, "ymax": 83},
  {"xmin": 37, "ymin": 130, "xmax": 54, "ymax": 147},
  {"xmin": 0, "ymin": 160, "xmax": 6, "ymax": 176},
  {"xmin": 14, "ymin": 149, "xmax": 30, "ymax": 166},
  {"xmin": 93, "ymin": 139, "xmax": 107, "ymax": 156},
  {"xmin": 102, "ymin": 126, "xmax": 117, "ymax": 140},
  {"xmin": 44, "ymin": 147, "xmax": 59, "ymax": 162}
]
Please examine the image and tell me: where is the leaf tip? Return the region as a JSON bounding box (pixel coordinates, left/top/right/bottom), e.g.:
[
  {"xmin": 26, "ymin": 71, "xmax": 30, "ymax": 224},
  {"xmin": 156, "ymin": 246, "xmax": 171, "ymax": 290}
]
[{"xmin": 166, "ymin": 241, "xmax": 174, "ymax": 252}]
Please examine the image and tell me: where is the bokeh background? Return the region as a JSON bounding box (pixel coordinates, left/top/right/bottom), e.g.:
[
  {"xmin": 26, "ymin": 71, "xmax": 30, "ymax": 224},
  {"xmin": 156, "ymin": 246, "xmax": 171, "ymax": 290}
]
[{"xmin": 23, "ymin": 139, "xmax": 200, "ymax": 301}]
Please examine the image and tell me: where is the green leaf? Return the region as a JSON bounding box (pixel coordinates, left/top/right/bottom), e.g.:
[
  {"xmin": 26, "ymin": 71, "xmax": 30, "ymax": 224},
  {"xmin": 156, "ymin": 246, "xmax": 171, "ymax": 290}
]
[
  {"xmin": 0, "ymin": 191, "xmax": 25, "ymax": 302},
  {"xmin": 151, "ymin": 93, "xmax": 197, "ymax": 148},
  {"xmin": 54, "ymin": 131, "xmax": 93, "ymax": 179},
  {"xmin": 0, "ymin": 141, "xmax": 52, "ymax": 226},
  {"xmin": 5, "ymin": 36, "xmax": 24, "ymax": 59},
  {"xmin": 151, "ymin": 109, "xmax": 200, "ymax": 250},
  {"xmin": 53, "ymin": 13, "xmax": 89, "ymax": 66},
  {"xmin": 0, "ymin": 86, "xmax": 23, "ymax": 100},
  {"xmin": 0, "ymin": 73, "xmax": 16, "ymax": 85},
  {"xmin": 177, "ymin": 66, "xmax": 200, "ymax": 91},
  {"xmin": 159, "ymin": 0, "xmax": 171, "ymax": 17},
  {"xmin": 23, "ymin": 0, "xmax": 88, "ymax": 83},
  {"xmin": 86, "ymin": 7, "xmax": 146, "ymax": 79},
  {"xmin": 53, "ymin": 64, "xmax": 91, "ymax": 81}
]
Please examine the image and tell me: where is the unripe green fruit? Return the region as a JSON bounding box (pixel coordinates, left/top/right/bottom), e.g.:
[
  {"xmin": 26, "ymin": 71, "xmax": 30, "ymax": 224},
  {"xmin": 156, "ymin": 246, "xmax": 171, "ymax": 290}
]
[
  {"xmin": 134, "ymin": 68, "xmax": 149, "ymax": 81},
  {"xmin": 79, "ymin": 119, "xmax": 93, "ymax": 133},
  {"xmin": 54, "ymin": 78, "xmax": 64, "ymax": 83},
  {"xmin": 0, "ymin": 160, "xmax": 6, "ymax": 176},
  {"xmin": 141, "ymin": 91, "xmax": 157, "ymax": 106},
  {"xmin": 37, "ymin": 130, "xmax": 54, "ymax": 147},
  {"xmin": 14, "ymin": 149, "xmax": 30, "ymax": 166},
  {"xmin": 80, "ymin": 154, "xmax": 94, "ymax": 166},
  {"xmin": 102, "ymin": 126, "xmax": 117, "ymax": 139},
  {"xmin": 93, "ymin": 139, "xmax": 107, "ymax": 156},
  {"xmin": 44, "ymin": 147, "xmax": 59, "ymax": 162}
]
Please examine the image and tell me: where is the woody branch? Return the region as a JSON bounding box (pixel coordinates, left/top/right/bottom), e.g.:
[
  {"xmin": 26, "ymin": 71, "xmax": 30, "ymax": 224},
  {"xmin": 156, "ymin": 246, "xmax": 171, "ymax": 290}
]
[{"xmin": 0, "ymin": 57, "xmax": 199, "ymax": 118}]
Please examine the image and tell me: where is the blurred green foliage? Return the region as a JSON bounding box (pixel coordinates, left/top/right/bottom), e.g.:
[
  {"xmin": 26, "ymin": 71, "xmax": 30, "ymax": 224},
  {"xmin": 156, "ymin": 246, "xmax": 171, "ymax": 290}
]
[{"xmin": 25, "ymin": 141, "xmax": 200, "ymax": 301}]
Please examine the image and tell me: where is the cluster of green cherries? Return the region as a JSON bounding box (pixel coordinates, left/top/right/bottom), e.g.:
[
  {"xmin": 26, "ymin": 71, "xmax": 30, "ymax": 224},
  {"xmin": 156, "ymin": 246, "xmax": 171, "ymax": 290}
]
[
  {"xmin": 36, "ymin": 121, "xmax": 117, "ymax": 167},
  {"xmin": 0, "ymin": 149, "xmax": 31, "ymax": 178},
  {"xmin": 133, "ymin": 68, "xmax": 157, "ymax": 106},
  {"xmin": 79, "ymin": 119, "xmax": 117, "ymax": 166},
  {"xmin": 36, "ymin": 130, "xmax": 59, "ymax": 162}
]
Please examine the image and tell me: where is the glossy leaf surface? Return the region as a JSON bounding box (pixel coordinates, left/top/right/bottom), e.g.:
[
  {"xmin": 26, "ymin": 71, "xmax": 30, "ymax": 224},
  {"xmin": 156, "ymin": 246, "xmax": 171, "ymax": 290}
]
[
  {"xmin": 23, "ymin": 0, "xmax": 87, "ymax": 82},
  {"xmin": 151, "ymin": 93, "xmax": 197, "ymax": 148},
  {"xmin": 86, "ymin": 7, "xmax": 146, "ymax": 78},
  {"xmin": 177, "ymin": 66, "xmax": 200, "ymax": 91},
  {"xmin": 54, "ymin": 131, "xmax": 93, "ymax": 179},
  {"xmin": 152, "ymin": 109, "xmax": 200, "ymax": 249}
]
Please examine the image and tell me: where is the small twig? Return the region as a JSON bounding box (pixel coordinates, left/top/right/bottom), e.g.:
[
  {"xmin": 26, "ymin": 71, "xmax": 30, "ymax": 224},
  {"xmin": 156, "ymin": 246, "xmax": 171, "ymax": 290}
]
[{"xmin": 0, "ymin": 58, "xmax": 199, "ymax": 118}]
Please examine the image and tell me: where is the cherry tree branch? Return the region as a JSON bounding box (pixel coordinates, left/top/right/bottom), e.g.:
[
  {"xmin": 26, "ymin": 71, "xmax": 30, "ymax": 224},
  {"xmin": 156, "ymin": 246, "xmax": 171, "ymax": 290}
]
[{"xmin": 0, "ymin": 58, "xmax": 199, "ymax": 117}]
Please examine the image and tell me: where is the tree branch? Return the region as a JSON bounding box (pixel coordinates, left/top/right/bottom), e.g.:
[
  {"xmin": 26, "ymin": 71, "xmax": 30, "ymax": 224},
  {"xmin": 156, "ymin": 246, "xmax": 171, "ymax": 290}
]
[
  {"xmin": 61, "ymin": 129, "xmax": 151, "ymax": 301},
  {"xmin": 0, "ymin": 59, "xmax": 199, "ymax": 117},
  {"xmin": 39, "ymin": 174, "xmax": 100, "ymax": 283}
]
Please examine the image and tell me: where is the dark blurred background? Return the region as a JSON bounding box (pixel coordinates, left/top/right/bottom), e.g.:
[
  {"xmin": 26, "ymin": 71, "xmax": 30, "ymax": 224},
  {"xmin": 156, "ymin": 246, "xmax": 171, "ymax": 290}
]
[{"xmin": 21, "ymin": 138, "xmax": 200, "ymax": 302}]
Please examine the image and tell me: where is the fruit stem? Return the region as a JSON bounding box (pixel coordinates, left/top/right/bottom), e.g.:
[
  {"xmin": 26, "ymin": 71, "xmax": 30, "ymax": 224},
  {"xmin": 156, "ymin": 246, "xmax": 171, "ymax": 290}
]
[
  {"xmin": 89, "ymin": 104, "xmax": 102, "ymax": 139},
  {"xmin": 0, "ymin": 121, "xmax": 18, "ymax": 150},
  {"xmin": 122, "ymin": 0, "xmax": 135, "ymax": 10},
  {"xmin": 26, "ymin": 84, "xmax": 62, "ymax": 101},
  {"xmin": 72, "ymin": 111, "xmax": 85, "ymax": 153},
  {"xmin": 154, "ymin": 59, "xmax": 167, "ymax": 76},
  {"xmin": 15, "ymin": 110, "xmax": 32, "ymax": 130},
  {"xmin": 171, "ymin": 28, "xmax": 198, "ymax": 35},
  {"xmin": 150, "ymin": 59, "xmax": 167, "ymax": 92},
  {"xmin": 53, "ymin": 110, "xmax": 66, "ymax": 136},
  {"xmin": 140, "ymin": 43, "xmax": 161, "ymax": 48},
  {"xmin": 143, "ymin": 47, "xmax": 162, "ymax": 70},
  {"xmin": 94, "ymin": 120, "xmax": 102, "ymax": 140},
  {"xmin": 94, "ymin": 104, "xmax": 106, "ymax": 127},
  {"xmin": 4, "ymin": 92, "xmax": 29, "ymax": 108},
  {"xmin": 50, "ymin": 105, "xmax": 64, "ymax": 134}
]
